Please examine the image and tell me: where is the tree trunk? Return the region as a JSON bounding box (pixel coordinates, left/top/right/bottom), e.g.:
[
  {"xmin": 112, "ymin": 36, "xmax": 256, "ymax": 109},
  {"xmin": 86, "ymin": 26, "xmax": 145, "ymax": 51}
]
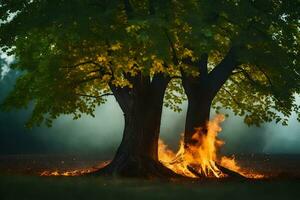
[
  {"xmin": 184, "ymin": 91, "xmax": 212, "ymax": 146},
  {"xmin": 182, "ymin": 47, "xmax": 240, "ymax": 147},
  {"xmin": 179, "ymin": 47, "xmax": 249, "ymax": 179},
  {"xmin": 105, "ymin": 93, "xmax": 162, "ymax": 176},
  {"xmin": 92, "ymin": 73, "xmax": 178, "ymax": 178}
]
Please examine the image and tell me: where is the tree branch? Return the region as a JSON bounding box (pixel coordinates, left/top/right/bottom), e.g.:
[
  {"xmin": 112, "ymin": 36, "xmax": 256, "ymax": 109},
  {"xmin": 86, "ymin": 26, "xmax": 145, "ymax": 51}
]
[
  {"xmin": 199, "ymin": 53, "xmax": 208, "ymax": 77},
  {"xmin": 61, "ymin": 61, "xmax": 101, "ymax": 69},
  {"xmin": 124, "ymin": 0, "xmax": 133, "ymax": 19},
  {"xmin": 254, "ymin": 65, "xmax": 274, "ymax": 88},
  {"xmin": 222, "ymin": 88, "xmax": 252, "ymax": 113},
  {"xmin": 73, "ymin": 75, "xmax": 101, "ymax": 85},
  {"xmin": 164, "ymin": 29, "xmax": 179, "ymax": 65},
  {"xmin": 235, "ymin": 66, "xmax": 264, "ymax": 88},
  {"xmin": 222, "ymin": 88, "xmax": 242, "ymax": 107},
  {"xmin": 228, "ymin": 77, "xmax": 244, "ymax": 91},
  {"xmin": 229, "ymin": 76, "xmax": 270, "ymax": 105},
  {"xmin": 108, "ymin": 82, "xmax": 132, "ymax": 114},
  {"xmin": 75, "ymin": 93, "xmax": 113, "ymax": 99},
  {"xmin": 208, "ymin": 46, "xmax": 241, "ymax": 95},
  {"xmin": 182, "ymin": 53, "xmax": 208, "ymax": 78}
]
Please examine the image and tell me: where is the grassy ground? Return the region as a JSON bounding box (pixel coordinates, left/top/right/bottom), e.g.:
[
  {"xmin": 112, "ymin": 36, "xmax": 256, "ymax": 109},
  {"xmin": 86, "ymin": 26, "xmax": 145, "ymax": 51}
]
[
  {"xmin": 1, "ymin": 174, "xmax": 300, "ymax": 200},
  {"xmin": 1, "ymin": 154, "xmax": 300, "ymax": 200}
]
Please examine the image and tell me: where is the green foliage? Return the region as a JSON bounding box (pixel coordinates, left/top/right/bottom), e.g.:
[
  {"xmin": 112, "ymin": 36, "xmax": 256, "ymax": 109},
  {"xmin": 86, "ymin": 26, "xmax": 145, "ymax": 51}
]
[
  {"xmin": 170, "ymin": 0, "xmax": 300, "ymax": 126},
  {"xmin": 0, "ymin": 0, "xmax": 299, "ymax": 127},
  {"xmin": 0, "ymin": 0, "xmax": 179, "ymax": 127},
  {"xmin": 164, "ymin": 79, "xmax": 187, "ymax": 112}
]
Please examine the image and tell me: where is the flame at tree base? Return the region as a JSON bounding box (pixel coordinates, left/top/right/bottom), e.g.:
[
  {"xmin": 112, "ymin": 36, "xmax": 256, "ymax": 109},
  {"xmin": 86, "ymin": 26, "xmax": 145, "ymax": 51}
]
[
  {"xmin": 158, "ymin": 115, "xmax": 265, "ymax": 179},
  {"xmin": 41, "ymin": 115, "xmax": 264, "ymax": 179}
]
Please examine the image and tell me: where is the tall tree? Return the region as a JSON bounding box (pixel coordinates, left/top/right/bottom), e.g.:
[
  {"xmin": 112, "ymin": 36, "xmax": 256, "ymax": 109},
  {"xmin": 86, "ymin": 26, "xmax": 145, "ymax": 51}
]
[
  {"xmin": 1, "ymin": 0, "xmax": 299, "ymax": 177},
  {"xmin": 168, "ymin": 0, "xmax": 300, "ymax": 145},
  {"xmin": 0, "ymin": 0, "xmax": 183, "ymax": 177}
]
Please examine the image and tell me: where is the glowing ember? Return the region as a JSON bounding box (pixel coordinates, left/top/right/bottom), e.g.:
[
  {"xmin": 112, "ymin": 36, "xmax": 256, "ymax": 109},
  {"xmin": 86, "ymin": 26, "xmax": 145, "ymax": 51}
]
[
  {"xmin": 220, "ymin": 156, "xmax": 265, "ymax": 179},
  {"xmin": 40, "ymin": 161, "xmax": 109, "ymax": 176},
  {"xmin": 159, "ymin": 115, "xmax": 265, "ymax": 179}
]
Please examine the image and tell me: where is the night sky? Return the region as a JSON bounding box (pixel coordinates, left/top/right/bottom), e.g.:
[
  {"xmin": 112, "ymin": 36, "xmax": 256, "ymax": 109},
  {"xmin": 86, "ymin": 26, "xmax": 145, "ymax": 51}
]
[{"xmin": 1, "ymin": 65, "xmax": 300, "ymax": 157}]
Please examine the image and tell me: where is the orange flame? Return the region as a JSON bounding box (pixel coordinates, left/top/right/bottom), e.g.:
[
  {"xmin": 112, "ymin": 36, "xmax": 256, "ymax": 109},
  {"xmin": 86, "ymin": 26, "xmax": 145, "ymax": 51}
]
[
  {"xmin": 40, "ymin": 161, "xmax": 109, "ymax": 176},
  {"xmin": 159, "ymin": 114, "xmax": 264, "ymax": 179},
  {"xmin": 40, "ymin": 114, "xmax": 264, "ymax": 179}
]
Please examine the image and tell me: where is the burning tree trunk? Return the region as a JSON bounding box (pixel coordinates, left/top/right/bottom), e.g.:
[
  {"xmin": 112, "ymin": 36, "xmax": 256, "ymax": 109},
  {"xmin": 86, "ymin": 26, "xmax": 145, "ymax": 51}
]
[
  {"xmin": 182, "ymin": 53, "xmax": 212, "ymax": 145},
  {"xmin": 94, "ymin": 72, "xmax": 177, "ymax": 177},
  {"xmin": 178, "ymin": 47, "xmax": 246, "ymax": 178},
  {"xmin": 184, "ymin": 92, "xmax": 212, "ymax": 145},
  {"xmin": 182, "ymin": 47, "xmax": 240, "ymax": 146},
  {"xmin": 163, "ymin": 33, "xmax": 246, "ymax": 178}
]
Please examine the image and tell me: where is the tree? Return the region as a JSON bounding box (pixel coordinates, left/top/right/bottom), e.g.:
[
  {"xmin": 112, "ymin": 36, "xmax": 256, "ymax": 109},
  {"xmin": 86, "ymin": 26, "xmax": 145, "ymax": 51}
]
[
  {"xmin": 0, "ymin": 0, "xmax": 185, "ymax": 177},
  {"xmin": 1, "ymin": 0, "xmax": 299, "ymax": 178},
  {"xmin": 163, "ymin": 0, "xmax": 300, "ymax": 146}
]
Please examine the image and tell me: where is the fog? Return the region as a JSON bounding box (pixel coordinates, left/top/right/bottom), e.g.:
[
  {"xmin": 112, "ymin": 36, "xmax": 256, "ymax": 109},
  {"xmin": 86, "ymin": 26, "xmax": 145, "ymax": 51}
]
[{"xmin": 0, "ymin": 69, "xmax": 299, "ymax": 156}]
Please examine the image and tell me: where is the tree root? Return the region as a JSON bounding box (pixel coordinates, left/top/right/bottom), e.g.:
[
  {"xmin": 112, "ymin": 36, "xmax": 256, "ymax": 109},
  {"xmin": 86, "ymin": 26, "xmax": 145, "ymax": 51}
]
[
  {"xmin": 86, "ymin": 155, "xmax": 246, "ymax": 180},
  {"xmin": 87, "ymin": 157, "xmax": 184, "ymax": 179}
]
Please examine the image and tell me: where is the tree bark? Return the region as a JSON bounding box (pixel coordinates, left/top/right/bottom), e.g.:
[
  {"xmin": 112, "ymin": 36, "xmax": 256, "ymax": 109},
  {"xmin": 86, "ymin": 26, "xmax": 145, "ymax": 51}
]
[
  {"xmin": 93, "ymin": 73, "xmax": 178, "ymax": 177},
  {"xmin": 182, "ymin": 53, "xmax": 211, "ymax": 146},
  {"xmin": 182, "ymin": 47, "xmax": 240, "ymax": 146},
  {"xmin": 179, "ymin": 47, "xmax": 250, "ymax": 179},
  {"xmin": 184, "ymin": 90, "xmax": 212, "ymax": 145}
]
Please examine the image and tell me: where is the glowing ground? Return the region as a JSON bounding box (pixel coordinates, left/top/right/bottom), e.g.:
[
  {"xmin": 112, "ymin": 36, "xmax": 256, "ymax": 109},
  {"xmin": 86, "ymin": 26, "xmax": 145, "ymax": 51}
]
[{"xmin": 1, "ymin": 154, "xmax": 300, "ymax": 200}]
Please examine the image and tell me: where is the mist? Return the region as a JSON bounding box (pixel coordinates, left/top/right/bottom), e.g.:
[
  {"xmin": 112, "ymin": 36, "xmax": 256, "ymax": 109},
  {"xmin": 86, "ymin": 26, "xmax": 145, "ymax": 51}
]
[{"xmin": 0, "ymin": 69, "xmax": 300, "ymax": 157}]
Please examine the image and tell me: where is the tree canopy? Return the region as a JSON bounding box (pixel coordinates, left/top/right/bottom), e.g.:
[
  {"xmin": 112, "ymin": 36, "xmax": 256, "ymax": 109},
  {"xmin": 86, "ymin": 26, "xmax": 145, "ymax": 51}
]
[
  {"xmin": 0, "ymin": 0, "xmax": 182, "ymax": 127},
  {"xmin": 165, "ymin": 0, "xmax": 300, "ymax": 126},
  {"xmin": 1, "ymin": 0, "xmax": 299, "ymax": 127}
]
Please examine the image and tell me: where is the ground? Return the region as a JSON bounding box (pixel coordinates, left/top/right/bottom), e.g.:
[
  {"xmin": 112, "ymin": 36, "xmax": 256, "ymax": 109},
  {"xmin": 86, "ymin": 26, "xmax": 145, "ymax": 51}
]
[
  {"xmin": 1, "ymin": 154, "xmax": 300, "ymax": 200},
  {"xmin": 1, "ymin": 175, "xmax": 300, "ymax": 200}
]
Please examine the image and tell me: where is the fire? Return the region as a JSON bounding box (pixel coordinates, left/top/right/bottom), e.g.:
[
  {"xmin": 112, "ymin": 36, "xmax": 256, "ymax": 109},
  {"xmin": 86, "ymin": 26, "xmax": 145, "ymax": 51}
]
[
  {"xmin": 40, "ymin": 169, "xmax": 94, "ymax": 176},
  {"xmin": 40, "ymin": 114, "xmax": 264, "ymax": 179},
  {"xmin": 40, "ymin": 161, "xmax": 109, "ymax": 176},
  {"xmin": 220, "ymin": 156, "xmax": 240, "ymax": 172},
  {"xmin": 159, "ymin": 114, "xmax": 264, "ymax": 179}
]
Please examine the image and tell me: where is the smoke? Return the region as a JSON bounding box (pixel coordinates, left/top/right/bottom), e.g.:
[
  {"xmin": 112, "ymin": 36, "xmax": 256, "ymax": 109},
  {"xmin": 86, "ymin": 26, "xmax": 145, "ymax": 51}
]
[
  {"xmin": 0, "ymin": 70, "xmax": 300, "ymax": 156},
  {"xmin": 0, "ymin": 70, "xmax": 121, "ymax": 156},
  {"xmin": 263, "ymin": 110, "xmax": 300, "ymax": 154},
  {"xmin": 0, "ymin": 77, "xmax": 123, "ymax": 157}
]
